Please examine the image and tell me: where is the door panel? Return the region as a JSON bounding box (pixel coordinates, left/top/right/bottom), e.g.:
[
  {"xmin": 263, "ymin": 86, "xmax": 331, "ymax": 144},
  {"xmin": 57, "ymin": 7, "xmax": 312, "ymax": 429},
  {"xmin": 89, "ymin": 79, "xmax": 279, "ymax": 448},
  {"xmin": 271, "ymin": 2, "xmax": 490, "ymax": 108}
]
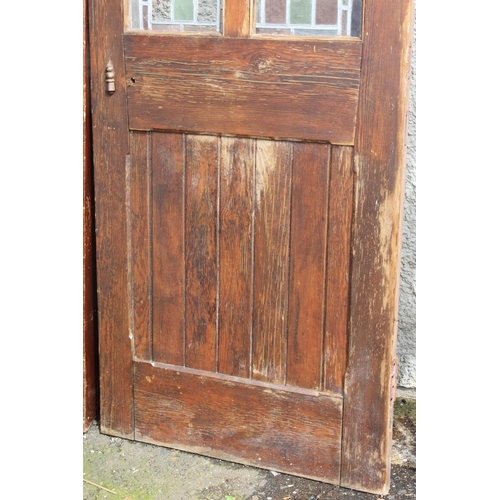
[
  {"xmin": 128, "ymin": 130, "xmax": 351, "ymax": 395},
  {"xmin": 89, "ymin": 0, "xmax": 414, "ymax": 493}
]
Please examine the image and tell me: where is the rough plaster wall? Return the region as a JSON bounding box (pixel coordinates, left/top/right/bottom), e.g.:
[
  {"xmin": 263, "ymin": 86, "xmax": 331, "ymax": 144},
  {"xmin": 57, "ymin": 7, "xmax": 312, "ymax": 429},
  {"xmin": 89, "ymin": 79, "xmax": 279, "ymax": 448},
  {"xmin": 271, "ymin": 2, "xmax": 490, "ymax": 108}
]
[{"xmin": 397, "ymin": 16, "xmax": 416, "ymax": 391}]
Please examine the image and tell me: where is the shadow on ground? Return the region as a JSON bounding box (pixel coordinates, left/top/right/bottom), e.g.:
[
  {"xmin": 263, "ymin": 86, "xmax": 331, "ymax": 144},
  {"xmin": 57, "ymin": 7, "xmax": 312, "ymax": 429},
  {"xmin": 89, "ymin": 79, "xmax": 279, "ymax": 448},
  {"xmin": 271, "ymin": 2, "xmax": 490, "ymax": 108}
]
[{"xmin": 83, "ymin": 398, "xmax": 415, "ymax": 500}]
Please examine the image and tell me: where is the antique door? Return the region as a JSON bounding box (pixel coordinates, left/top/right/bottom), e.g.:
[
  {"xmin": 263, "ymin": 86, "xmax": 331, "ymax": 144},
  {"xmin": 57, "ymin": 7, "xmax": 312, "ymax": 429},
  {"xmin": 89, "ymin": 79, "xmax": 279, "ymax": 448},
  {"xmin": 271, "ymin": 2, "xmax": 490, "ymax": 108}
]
[{"xmin": 88, "ymin": 0, "xmax": 414, "ymax": 494}]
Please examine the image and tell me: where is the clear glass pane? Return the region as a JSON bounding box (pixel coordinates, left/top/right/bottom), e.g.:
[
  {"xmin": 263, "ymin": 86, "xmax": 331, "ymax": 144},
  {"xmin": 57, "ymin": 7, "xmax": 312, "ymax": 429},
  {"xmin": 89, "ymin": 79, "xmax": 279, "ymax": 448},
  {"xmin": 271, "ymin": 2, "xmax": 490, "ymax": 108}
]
[
  {"xmin": 256, "ymin": 0, "xmax": 362, "ymax": 36},
  {"xmin": 128, "ymin": 0, "xmax": 221, "ymax": 32}
]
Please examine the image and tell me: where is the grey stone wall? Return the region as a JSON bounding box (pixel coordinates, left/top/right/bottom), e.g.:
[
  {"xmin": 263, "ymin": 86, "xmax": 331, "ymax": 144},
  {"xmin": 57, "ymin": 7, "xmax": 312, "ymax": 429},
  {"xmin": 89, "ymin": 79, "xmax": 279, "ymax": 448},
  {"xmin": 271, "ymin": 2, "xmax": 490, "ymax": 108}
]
[{"xmin": 397, "ymin": 16, "xmax": 416, "ymax": 393}]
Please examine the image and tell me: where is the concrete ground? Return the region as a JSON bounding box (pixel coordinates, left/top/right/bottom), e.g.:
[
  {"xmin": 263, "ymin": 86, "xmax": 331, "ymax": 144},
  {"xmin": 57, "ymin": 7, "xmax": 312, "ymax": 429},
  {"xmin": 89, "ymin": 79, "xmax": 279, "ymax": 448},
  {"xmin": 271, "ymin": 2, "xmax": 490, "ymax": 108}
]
[{"xmin": 83, "ymin": 398, "xmax": 415, "ymax": 500}]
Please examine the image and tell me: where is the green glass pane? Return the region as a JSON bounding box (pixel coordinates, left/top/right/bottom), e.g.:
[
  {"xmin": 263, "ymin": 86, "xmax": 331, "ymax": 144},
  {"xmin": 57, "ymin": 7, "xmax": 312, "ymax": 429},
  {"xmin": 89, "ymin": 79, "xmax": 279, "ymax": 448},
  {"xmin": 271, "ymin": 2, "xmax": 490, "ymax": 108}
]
[
  {"xmin": 290, "ymin": 0, "xmax": 312, "ymax": 25},
  {"xmin": 174, "ymin": 0, "xmax": 194, "ymax": 21}
]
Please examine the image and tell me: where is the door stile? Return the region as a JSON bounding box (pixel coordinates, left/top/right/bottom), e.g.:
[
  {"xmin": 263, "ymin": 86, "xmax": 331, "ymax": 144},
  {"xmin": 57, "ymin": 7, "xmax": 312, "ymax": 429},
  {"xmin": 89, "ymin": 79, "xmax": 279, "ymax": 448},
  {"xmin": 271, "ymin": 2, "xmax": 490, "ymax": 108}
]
[
  {"xmin": 88, "ymin": 0, "xmax": 135, "ymax": 438},
  {"xmin": 224, "ymin": 0, "xmax": 253, "ymax": 37},
  {"xmin": 340, "ymin": 0, "xmax": 414, "ymax": 494}
]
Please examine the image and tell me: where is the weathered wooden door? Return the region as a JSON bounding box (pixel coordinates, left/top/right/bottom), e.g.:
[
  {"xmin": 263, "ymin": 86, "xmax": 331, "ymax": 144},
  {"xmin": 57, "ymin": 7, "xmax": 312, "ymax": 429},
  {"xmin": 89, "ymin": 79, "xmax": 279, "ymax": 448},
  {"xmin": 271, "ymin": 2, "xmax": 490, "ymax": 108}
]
[{"xmin": 89, "ymin": 0, "xmax": 413, "ymax": 494}]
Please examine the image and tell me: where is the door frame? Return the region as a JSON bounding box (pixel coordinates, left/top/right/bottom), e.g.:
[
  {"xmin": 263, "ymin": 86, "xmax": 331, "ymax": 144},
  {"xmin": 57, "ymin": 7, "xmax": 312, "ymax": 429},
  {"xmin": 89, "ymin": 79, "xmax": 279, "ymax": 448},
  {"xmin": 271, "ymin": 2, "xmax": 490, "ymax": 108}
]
[
  {"xmin": 83, "ymin": 0, "xmax": 98, "ymax": 433},
  {"xmin": 88, "ymin": 0, "xmax": 414, "ymax": 494}
]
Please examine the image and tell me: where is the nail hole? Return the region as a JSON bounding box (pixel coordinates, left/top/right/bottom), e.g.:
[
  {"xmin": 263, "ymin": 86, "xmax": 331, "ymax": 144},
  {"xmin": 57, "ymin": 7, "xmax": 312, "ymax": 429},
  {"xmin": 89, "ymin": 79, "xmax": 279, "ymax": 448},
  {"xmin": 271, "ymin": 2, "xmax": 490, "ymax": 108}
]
[{"xmin": 131, "ymin": 77, "xmax": 136, "ymax": 83}]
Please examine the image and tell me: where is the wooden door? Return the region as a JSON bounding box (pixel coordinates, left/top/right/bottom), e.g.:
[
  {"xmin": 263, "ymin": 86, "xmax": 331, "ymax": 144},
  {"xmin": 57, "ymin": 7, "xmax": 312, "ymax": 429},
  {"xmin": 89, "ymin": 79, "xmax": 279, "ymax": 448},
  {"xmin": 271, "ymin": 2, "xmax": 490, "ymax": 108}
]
[{"xmin": 88, "ymin": 0, "xmax": 414, "ymax": 494}]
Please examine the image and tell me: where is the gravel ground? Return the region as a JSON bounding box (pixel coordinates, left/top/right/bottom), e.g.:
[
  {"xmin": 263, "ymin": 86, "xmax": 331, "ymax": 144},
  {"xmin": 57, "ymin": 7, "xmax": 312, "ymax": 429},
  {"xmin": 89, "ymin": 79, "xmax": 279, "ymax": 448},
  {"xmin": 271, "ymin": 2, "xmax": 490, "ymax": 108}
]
[{"xmin": 83, "ymin": 398, "xmax": 415, "ymax": 500}]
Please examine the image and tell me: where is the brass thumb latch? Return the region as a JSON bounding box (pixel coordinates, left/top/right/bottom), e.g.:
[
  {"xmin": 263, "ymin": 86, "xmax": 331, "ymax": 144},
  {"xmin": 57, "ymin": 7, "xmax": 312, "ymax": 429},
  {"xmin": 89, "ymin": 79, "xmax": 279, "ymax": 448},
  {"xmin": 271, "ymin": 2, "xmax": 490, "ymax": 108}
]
[{"xmin": 106, "ymin": 64, "xmax": 116, "ymax": 94}]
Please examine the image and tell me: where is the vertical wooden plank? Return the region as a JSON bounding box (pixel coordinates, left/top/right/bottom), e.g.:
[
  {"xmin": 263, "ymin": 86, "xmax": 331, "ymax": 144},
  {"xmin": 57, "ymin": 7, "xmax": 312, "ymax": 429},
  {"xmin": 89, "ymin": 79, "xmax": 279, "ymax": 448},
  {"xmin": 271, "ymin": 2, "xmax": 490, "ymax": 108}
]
[
  {"xmin": 151, "ymin": 132, "xmax": 185, "ymax": 365},
  {"xmin": 224, "ymin": 0, "xmax": 252, "ymax": 37},
  {"xmin": 252, "ymin": 140, "xmax": 292, "ymax": 384},
  {"xmin": 286, "ymin": 143, "xmax": 329, "ymax": 390},
  {"xmin": 341, "ymin": 0, "xmax": 415, "ymax": 494},
  {"xmin": 323, "ymin": 146, "xmax": 353, "ymax": 393},
  {"xmin": 128, "ymin": 132, "xmax": 152, "ymax": 360},
  {"xmin": 218, "ymin": 137, "xmax": 254, "ymax": 378},
  {"xmin": 83, "ymin": 0, "xmax": 98, "ymax": 432},
  {"xmin": 88, "ymin": 0, "xmax": 133, "ymax": 437},
  {"xmin": 185, "ymin": 135, "xmax": 219, "ymax": 371}
]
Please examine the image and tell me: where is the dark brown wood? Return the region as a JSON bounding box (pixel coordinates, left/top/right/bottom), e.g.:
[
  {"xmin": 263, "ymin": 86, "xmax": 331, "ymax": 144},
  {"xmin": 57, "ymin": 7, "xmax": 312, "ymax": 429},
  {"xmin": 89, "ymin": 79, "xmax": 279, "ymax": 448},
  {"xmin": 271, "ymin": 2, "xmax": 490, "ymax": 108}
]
[
  {"xmin": 129, "ymin": 131, "xmax": 152, "ymax": 360},
  {"xmin": 218, "ymin": 137, "xmax": 254, "ymax": 378},
  {"xmin": 252, "ymin": 140, "xmax": 292, "ymax": 384},
  {"xmin": 151, "ymin": 132, "xmax": 185, "ymax": 365},
  {"xmin": 341, "ymin": 0, "xmax": 415, "ymax": 494},
  {"xmin": 323, "ymin": 146, "xmax": 353, "ymax": 393},
  {"xmin": 134, "ymin": 361, "xmax": 343, "ymax": 483},
  {"xmin": 83, "ymin": 0, "xmax": 98, "ymax": 432},
  {"xmin": 89, "ymin": 0, "xmax": 133, "ymax": 438},
  {"xmin": 286, "ymin": 143, "xmax": 330, "ymax": 390},
  {"xmin": 124, "ymin": 34, "xmax": 362, "ymax": 144},
  {"xmin": 185, "ymin": 135, "xmax": 219, "ymax": 371}
]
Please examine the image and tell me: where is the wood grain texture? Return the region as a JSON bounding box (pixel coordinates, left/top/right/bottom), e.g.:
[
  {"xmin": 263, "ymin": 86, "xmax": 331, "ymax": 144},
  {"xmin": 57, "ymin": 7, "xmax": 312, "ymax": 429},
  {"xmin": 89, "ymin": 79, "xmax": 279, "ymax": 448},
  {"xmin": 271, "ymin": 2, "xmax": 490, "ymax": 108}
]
[
  {"xmin": 151, "ymin": 132, "xmax": 185, "ymax": 365},
  {"xmin": 134, "ymin": 361, "xmax": 343, "ymax": 483},
  {"xmin": 83, "ymin": 0, "xmax": 98, "ymax": 432},
  {"xmin": 252, "ymin": 140, "xmax": 292, "ymax": 384},
  {"xmin": 124, "ymin": 34, "xmax": 361, "ymax": 144},
  {"xmin": 340, "ymin": 0, "xmax": 415, "ymax": 494},
  {"xmin": 129, "ymin": 131, "xmax": 152, "ymax": 360},
  {"xmin": 323, "ymin": 146, "xmax": 353, "ymax": 393},
  {"xmin": 218, "ymin": 137, "xmax": 254, "ymax": 377},
  {"xmin": 286, "ymin": 143, "xmax": 330, "ymax": 390},
  {"xmin": 89, "ymin": 0, "xmax": 134, "ymax": 438},
  {"xmin": 185, "ymin": 135, "xmax": 219, "ymax": 371}
]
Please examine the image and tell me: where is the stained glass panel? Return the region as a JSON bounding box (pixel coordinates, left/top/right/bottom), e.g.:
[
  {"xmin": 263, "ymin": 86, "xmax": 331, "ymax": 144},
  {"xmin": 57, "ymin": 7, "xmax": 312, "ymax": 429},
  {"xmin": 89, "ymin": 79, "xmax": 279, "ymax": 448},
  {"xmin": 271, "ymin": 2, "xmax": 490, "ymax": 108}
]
[
  {"xmin": 256, "ymin": 0, "xmax": 362, "ymax": 36},
  {"xmin": 128, "ymin": 0, "xmax": 220, "ymax": 32}
]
